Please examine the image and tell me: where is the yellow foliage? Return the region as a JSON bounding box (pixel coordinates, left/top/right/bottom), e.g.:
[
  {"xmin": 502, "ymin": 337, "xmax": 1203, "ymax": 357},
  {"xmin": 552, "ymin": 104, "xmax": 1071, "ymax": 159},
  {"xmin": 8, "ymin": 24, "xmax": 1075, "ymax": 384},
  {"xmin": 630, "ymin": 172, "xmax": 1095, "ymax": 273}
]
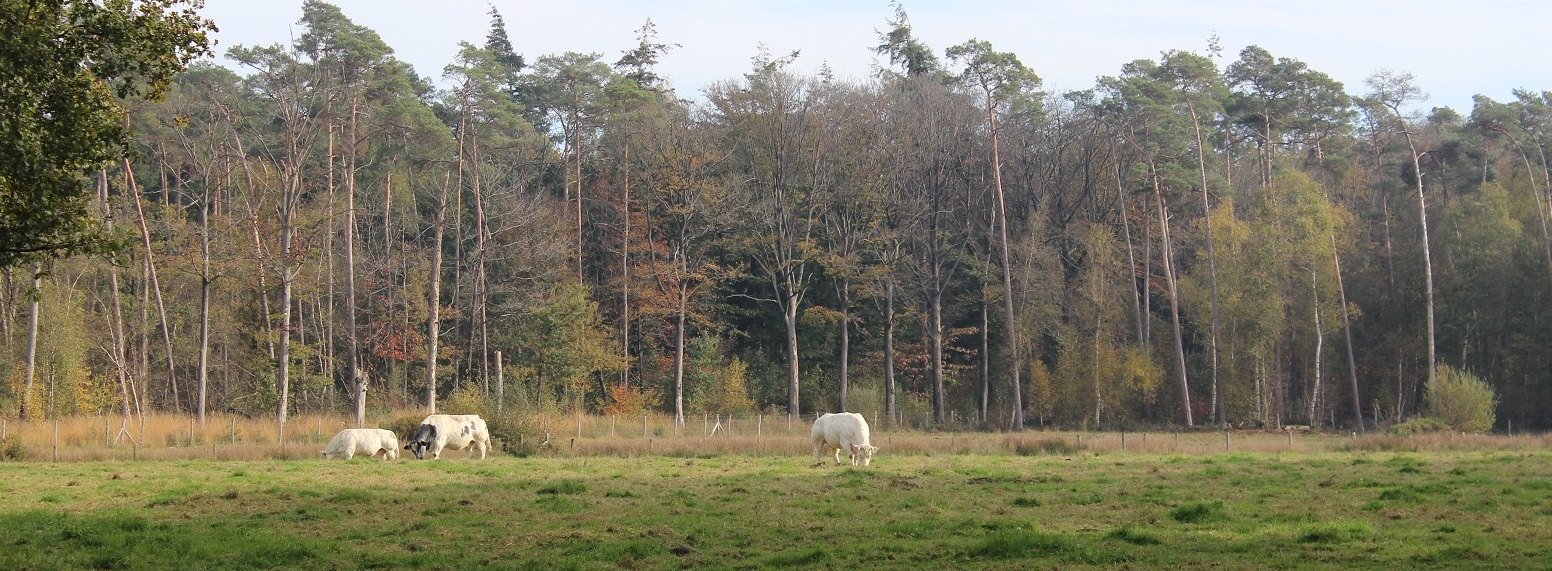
[{"xmin": 600, "ymin": 383, "xmax": 661, "ymax": 417}]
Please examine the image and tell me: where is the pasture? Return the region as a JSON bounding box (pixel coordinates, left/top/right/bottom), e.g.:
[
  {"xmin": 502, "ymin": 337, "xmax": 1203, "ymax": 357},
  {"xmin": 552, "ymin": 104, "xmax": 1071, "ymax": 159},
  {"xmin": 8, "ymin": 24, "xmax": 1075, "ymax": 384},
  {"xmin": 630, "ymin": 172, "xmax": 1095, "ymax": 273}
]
[{"xmin": 0, "ymin": 421, "xmax": 1549, "ymax": 569}]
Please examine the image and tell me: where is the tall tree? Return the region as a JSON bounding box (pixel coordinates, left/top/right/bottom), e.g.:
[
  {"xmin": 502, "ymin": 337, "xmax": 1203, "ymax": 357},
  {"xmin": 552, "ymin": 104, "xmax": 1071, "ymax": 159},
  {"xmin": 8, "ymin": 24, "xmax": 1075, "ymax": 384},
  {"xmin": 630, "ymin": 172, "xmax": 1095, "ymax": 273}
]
[
  {"xmin": 526, "ymin": 52, "xmax": 614, "ymax": 280},
  {"xmin": 709, "ymin": 47, "xmax": 818, "ymax": 418},
  {"xmin": 1160, "ymin": 49, "xmax": 1227, "ymax": 427},
  {"xmin": 1363, "ymin": 70, "xmax": 1438, "ymax": 411},
  {"xmin": 227, "ymin": 37, "xmax": 331, "ymax": 430},
  {"xmin": 946, "ymin": 38, "xmax": 1042, "ymax": 429},
  {"xmin": 297, "ymin": 0, "xmax": 396, "ymax": 426}
]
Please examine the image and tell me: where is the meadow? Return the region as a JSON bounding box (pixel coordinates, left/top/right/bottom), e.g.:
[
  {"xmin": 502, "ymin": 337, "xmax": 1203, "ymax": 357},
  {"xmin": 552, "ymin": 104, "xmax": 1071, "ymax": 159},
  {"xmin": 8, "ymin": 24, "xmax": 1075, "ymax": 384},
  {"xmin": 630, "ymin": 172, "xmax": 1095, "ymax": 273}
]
[{"xmin": 0, "ymin": 416, "xmax": 1549, "ymax": 569}]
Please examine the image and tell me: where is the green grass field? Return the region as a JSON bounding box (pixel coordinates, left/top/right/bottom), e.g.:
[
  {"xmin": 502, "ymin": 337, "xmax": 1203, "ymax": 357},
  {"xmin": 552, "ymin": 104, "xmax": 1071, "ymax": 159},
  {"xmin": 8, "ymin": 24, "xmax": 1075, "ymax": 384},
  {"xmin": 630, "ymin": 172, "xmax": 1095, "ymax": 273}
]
[{"xmin": 1, "ymin": 437, "xmax": 1549, "ymax": 569}]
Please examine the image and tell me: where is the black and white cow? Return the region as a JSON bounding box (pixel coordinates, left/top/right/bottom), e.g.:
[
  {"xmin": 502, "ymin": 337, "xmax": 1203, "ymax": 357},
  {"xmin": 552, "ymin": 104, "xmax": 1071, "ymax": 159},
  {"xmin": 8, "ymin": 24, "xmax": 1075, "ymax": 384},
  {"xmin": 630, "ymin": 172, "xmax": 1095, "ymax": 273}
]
[{"xmin": 403, "ymin": 414, "xmax": 490, "ymax": 460}]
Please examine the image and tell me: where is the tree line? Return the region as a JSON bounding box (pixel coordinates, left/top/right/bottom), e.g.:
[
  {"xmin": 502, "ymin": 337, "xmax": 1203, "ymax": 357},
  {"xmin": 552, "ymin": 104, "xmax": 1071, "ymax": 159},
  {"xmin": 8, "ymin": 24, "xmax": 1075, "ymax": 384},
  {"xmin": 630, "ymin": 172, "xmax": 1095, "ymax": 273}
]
[{"xmin": 4, "ymin": 1, "xmax": 1547, "ymax": 433}]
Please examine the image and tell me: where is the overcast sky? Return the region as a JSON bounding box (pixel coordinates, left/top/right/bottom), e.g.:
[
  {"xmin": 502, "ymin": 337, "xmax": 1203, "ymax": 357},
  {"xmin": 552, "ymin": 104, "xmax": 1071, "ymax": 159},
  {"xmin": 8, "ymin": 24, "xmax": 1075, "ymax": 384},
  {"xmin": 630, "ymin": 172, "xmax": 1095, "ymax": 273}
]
[{"xmin": 198, "ymin": 0, "xmax": 1549, "ymax": 113}]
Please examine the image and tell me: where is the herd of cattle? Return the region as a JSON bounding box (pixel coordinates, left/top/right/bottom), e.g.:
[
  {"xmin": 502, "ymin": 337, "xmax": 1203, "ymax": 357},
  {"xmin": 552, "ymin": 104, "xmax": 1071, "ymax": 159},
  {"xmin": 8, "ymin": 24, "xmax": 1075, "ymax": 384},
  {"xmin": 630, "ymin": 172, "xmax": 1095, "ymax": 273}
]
[{"xmin": 321, "ymin": 412, "xmax": 880, "ymax": 466}]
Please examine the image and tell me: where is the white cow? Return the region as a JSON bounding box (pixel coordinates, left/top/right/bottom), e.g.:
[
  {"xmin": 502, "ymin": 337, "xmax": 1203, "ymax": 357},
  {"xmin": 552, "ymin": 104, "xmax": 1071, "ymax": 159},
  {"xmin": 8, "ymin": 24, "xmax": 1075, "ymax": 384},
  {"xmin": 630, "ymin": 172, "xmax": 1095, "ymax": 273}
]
[
  {"xmin": 403, "ymin": 414, "xmax": 491, "ymax": 460},
  {"xmin": 811, "ymin": 412, "xmax": 879, "ymax": 467},
  {"xmin": 320, "ymin": 428, "xmax": 400, "ymax": 461}
]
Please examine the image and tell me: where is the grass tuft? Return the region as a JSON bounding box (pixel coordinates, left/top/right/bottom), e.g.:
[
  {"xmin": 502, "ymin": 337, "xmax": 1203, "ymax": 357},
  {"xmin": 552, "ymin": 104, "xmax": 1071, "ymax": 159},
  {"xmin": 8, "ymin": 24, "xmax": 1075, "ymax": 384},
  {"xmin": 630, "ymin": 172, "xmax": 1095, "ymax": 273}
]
[
  {"xmin": 1298, "ymin": 520, "xmax": 1373, "ymax": 543},
  {"xmin": 763, "ymin": 548, "xmax": 829, "ymax": 567},
  {"xmin": 536, "ymin": 480, "xmax": 588, "ymax": 495},
  {"xmin": 1170, "ymin": 501, "xmax": 1228, "ymax": 523},
  {"xmin": 1107, "ymin": 525, "xmax": 1162, "ymax": 545},
  {"xmin": 970, "ymin": 530, "xmax": 1063, "ymax": 558}
]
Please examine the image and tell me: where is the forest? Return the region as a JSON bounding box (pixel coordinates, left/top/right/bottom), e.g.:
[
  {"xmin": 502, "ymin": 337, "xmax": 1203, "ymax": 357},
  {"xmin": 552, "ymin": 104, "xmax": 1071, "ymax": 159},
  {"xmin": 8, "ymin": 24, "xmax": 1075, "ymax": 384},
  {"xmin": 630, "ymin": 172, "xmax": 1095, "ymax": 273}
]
[{"xmin": 4, "ymin": 0, "xmax": 1549, "ymax": 433}]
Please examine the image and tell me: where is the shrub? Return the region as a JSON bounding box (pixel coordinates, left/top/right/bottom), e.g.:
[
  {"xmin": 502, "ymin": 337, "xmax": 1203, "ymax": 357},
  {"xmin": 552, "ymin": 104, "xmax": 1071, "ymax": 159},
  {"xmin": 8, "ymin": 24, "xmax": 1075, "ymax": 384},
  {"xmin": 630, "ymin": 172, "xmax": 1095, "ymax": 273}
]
[
  {"xmin": 483, "ymin": 409, "xmax": 544, "ymax": 456},
  {"xmin": 3, "ymin": 439, "xmax": 28, "ymax": 461},
  {"xmin": 1429, "ymin": 365, "xmax": 1497, "ymax": 433},
  {"xmin": 1387, "ymin": 417, "xmax": 1449, "ymax": 437}
]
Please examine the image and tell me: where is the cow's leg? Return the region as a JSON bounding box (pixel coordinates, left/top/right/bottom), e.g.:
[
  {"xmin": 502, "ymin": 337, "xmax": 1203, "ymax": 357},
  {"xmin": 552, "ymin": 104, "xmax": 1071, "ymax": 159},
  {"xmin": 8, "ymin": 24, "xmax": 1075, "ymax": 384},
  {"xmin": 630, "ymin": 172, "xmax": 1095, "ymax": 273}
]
[
  {"xmin": 813, "ymin": 440, "xmax": 824, "ymax": 465},
  {"xmin": 342, "ymin": 448, "xmax": 354, "ymax": 461},
  {"xmin": 431, "ymin": 443, "xmax": 444, "ymax": 460},
  {"xmin": 833, "ymin": 445, "xmax": 843, "ymax": 466}
]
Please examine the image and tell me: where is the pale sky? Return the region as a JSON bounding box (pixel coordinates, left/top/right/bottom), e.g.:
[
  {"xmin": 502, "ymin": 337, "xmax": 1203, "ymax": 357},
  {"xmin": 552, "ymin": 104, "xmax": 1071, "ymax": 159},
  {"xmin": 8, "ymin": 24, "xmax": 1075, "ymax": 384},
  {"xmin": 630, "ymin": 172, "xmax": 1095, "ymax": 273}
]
[{"xmin": 198, "ymin": 0, "xmax": 1549, "ymax": 113}]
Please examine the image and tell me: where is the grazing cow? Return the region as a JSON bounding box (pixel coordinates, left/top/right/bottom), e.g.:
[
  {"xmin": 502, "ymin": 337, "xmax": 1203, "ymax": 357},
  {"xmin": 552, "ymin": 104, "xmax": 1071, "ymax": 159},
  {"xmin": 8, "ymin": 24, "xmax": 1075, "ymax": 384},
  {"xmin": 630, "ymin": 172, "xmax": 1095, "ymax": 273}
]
[
  {"xmin": 320, "ymin": 428, "xmax": 400, "ymax": 461},
  {"xmin": 403, "ymin": 414, "xmax": 490, "ymax": 460},
  {"xmin": 811, "ymin": 412, "xmax": 879, "ymax": 467}
]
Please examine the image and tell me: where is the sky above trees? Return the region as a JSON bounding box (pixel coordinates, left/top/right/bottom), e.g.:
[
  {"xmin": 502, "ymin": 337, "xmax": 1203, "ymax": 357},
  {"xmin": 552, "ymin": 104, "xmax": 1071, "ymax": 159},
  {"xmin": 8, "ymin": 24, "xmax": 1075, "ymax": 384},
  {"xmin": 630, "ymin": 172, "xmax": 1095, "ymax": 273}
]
[{"xmin": 199, "ymin": 0, "xmax": 1548, "ymax": 112}]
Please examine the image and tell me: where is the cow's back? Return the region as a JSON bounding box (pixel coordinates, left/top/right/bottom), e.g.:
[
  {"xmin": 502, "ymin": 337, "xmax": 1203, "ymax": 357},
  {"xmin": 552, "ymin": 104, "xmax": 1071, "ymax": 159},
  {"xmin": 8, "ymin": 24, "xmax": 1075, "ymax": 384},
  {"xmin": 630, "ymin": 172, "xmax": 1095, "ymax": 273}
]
[{"xmin": 815, "ymin": 412, "xmax": 868, "ymax": 445}]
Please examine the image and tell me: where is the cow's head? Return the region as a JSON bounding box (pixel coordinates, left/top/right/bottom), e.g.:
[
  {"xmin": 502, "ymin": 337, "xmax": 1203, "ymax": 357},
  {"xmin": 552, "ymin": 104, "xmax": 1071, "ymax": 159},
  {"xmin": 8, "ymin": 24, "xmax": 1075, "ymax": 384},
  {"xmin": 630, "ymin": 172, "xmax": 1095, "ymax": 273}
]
[
  {"xmin": 403, "ymin": 424, "xmax": 437, "ymax": 460},
  {"xmin": 852, "ymin": 444, "xmax": 880, "ymax": 466}
]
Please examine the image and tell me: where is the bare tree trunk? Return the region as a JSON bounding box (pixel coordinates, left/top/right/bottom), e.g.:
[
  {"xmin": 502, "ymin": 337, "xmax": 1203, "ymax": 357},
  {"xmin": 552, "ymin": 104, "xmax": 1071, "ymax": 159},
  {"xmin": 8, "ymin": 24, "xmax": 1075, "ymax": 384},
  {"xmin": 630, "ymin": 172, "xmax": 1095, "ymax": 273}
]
[
  {"xmin": 928, "ymin": 289, "xmax": 945, "ymax": 424},
  {"xmin": 575, "ymin": 125, "xmax": 585, "ymax": 280},
  {"xmin": 474, "ymin": 132, "xmax": 490, "ymax": 395},
  {"xmin": 784, "ymin": 295, "xmax": 801, "ymax": 418},
  {"xmin": 20, "ymin": 263, "xmax": 40, "ymax": 420},
  {"xmin": 227, "ymin": 127, "xmax": 276, "ymax": 361},
  {"xmin": 347, "ymin": 99, "xmax": 365, "ymax": 426},
  {"xmin": 1401, "ymin": 133, "xmax": 1437, "ymax": 410},
  {"xmin": 1156, "ymin": 178, "xmax": 1193, "ymax": 427},
  {"xmin": 98, "ymin": 171, "xmax": 135, "ymax": 422},
  {"xmin": 838, "ymin": 278, "xmax": 850, "ymax": 412},
  {"xmin": 979, "ymin": 290, "xmax": 990, "ymax": 424},
  {"xmin": 126, "ymin": 159, "xmax": 179, "ymax": 412},
  {"xmin": 619, "ymin": 138, "xmax": 630, "ymax": 389},
  {"xmin": 197, "ymin": 172, "xmax": 213, "ymax": 425},
  {"xmin": 673, "ymin": 284, "xmax": 687, "ymax": 426},
  {"xmin": 883, "ymin": 280, "xmax": 897, "ymax": 419},
  {"xmin": 1308, "ymin": 266, "xmax": 1324, "ymax": 427},
  {"xmin": 1332, "ymin": 235, "xmax": 1362, "ymax": 432},
  {"xmin": 1142, "ymin": 198, "xmax": 1152, "ymax": 347},
  {"xmin": 1115, "ymin": 152, "xmax": 1144, "ymax": 348},
  {"xmin": 1187, "ymin": 100, "xmax": 1225, "ymax": 429},
  {"xmin": 986, "ymin": 107, "xmax": 1024, "ymax": 430},
  {"xmin": 425, "ymin": 170, "xmax": 453, "ymax": 414}
]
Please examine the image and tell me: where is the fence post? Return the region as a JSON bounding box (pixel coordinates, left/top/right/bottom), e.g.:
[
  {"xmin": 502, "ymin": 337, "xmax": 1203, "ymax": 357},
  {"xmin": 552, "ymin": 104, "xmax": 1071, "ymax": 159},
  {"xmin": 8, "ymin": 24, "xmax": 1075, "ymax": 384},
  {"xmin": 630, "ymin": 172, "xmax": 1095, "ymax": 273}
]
[
  {"xmin": 758, "ymin": 414, "xmax": 762, "ymax": 438},
  {"xmin": 190, "ymin": 417, "xmax": 196, "ymax": 447},
  {"xmin": 577, "ymin": 413, "xmax": 582, "ymax": 439},
  {"xmin": 611, "ymin": 415, "xmax": 616, "ymax": 437},
  {"xmin": 230, "ymin": 417, "xmax": 236, "ymax": 444},
  {"xmin": 53, "ymin": 420, "xmax": 59, "ymax": 463},
  {"xmin": 643, "ymin": 414, "xmax": 648, "ymax": 438},
  {"xmin": 1223, "ymin": 431, "xmax": 1230, "ymax": 451},
  {"xmin": 1121, "ymin": 431, "xmax": 1125, "ymax": 451}
]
